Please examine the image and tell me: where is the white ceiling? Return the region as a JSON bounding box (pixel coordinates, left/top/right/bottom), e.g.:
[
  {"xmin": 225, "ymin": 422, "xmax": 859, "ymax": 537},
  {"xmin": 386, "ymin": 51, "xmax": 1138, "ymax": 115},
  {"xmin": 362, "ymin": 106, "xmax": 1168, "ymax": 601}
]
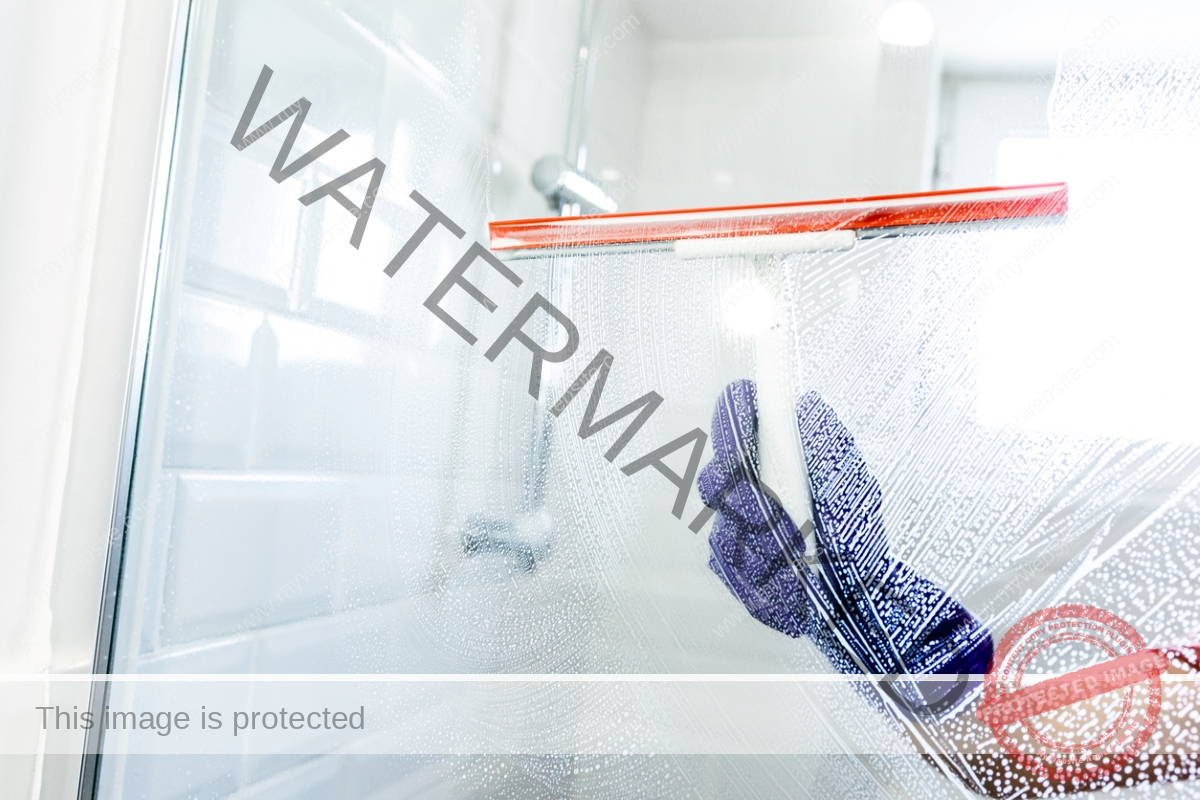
[
  {"xmin": 632, "ymin": 0, "xmax": 1200, "ymax": 75},
  {"xmin": 632, "ymin": 0, "xmax": 884, "ymax": 41},
  {"xmin": 937, "ymin": 0, "xmax": 1072, "ymax": 74}
]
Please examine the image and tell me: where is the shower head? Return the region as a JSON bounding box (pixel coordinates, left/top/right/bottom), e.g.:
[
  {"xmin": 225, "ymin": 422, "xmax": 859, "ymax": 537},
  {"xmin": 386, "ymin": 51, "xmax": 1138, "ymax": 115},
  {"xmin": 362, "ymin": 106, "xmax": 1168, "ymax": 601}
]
[{"xmin": 531, "ymin": 155, "xmax": 618, "ymax": 216}]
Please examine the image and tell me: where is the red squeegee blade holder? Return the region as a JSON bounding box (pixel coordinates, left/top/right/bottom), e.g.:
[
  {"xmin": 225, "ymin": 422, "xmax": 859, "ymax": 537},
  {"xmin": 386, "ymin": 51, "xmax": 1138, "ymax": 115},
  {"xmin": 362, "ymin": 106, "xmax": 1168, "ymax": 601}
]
[{"xmin": 487, "ymin": 183, "xmax": 1068, "ymax": 251}]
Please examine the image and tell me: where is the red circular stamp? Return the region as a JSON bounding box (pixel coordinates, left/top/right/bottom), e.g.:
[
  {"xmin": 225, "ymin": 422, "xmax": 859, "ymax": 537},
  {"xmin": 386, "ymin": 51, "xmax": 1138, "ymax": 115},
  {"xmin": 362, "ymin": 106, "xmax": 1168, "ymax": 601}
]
[{"xmin": 975, "ymin": 604, "xmax": 1167, "ymax": 782}]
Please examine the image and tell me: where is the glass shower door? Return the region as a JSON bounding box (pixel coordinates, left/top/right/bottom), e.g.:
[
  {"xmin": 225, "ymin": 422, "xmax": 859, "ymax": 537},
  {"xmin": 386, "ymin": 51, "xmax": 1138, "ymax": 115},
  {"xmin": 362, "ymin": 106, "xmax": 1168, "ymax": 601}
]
[{"xmin": 93, "ymin": 0, "xmax": 1200, "ymax": 797}]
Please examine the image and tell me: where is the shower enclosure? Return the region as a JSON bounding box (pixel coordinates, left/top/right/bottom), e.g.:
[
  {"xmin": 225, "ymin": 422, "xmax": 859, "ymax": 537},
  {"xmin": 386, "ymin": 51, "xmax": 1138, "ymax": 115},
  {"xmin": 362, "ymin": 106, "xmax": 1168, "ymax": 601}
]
[{"xmin": 73, "ymin": 0, "xmax": 1200, "ymax": 797}]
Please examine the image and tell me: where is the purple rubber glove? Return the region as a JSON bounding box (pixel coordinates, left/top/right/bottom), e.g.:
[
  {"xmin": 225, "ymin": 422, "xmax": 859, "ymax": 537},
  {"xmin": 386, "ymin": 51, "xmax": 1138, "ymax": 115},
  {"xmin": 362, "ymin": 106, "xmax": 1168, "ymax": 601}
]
[{"xmin": 697, "ymin": 380, "xmax": 993, "ymax": 720}]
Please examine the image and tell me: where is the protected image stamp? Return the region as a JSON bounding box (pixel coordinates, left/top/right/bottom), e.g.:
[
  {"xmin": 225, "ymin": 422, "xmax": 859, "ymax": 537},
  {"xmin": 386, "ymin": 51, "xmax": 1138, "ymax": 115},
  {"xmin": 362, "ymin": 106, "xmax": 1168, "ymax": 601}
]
[{"xmin": 976, "ymin": 604, "xmax": 1168, "ymax": 782}]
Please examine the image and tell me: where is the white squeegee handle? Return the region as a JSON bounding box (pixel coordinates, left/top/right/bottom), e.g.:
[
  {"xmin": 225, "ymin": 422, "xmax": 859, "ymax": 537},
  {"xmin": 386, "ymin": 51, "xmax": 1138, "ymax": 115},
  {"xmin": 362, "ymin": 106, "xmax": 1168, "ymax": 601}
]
[{"xmin": 754, "ymin": 319, "xmax": 817, "ymax": 542}]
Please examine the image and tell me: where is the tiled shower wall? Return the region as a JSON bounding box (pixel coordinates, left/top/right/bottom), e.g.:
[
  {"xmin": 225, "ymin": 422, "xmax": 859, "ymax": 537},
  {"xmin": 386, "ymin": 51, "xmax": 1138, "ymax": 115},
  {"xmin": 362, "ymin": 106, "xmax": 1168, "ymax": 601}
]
[
  {"xmin": 104, "ymin": 0, "xmax": 582, "ymax": 796},
  {"xmin": 103, "ymin": 1, "xmax": 950, "ymax": 797},
  {"xmin": 584, "ymin": 0, "xmax": 941, "ymax": 212}
]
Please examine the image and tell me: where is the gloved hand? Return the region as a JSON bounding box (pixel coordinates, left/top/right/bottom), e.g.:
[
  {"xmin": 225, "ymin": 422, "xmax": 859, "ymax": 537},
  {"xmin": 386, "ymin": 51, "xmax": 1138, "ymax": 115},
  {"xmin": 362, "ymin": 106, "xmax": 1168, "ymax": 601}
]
[{"xmin": 697, "ymin": 380, "xmax": 993, "ymax": 720}]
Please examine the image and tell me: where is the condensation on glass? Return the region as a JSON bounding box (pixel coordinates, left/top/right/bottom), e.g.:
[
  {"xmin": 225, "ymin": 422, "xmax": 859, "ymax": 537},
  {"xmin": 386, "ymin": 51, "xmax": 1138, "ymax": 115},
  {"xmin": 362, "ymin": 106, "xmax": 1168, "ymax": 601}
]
[{"xmin": 96, "ymin": 0, "xmax": 1200, "ymax": 797}]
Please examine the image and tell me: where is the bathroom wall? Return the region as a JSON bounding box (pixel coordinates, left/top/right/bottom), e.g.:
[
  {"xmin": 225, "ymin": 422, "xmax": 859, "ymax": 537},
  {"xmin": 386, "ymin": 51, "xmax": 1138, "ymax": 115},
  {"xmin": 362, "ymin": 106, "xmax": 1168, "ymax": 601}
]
[
  {"xmin": 933, "ymin": 73, "xmax": 1053, "ymax": 190},
  {"xmin": 92, "ymin": 1, "xmax": 1200, "ymax": 798},
  {"xmin": 97, "ymin": 4, "xmax": 948, "ymax": 796},
  {"xmin": 93, "ymin": 2, "xmax": 961, "ymax": 796},
  {"xmin": 482, "ymin": 0, "xmax": 583, "ymax": 220},
  {"xmin": 579, "ymin": 0, "xmax": 942, "ymax": 213},
  {"xmin": 100, "ymin": 0, "xmax": 585, "ymax": 796},
  {"xmin": 630, "ymin": 36, "xmax": 884, "ymax": 209}
]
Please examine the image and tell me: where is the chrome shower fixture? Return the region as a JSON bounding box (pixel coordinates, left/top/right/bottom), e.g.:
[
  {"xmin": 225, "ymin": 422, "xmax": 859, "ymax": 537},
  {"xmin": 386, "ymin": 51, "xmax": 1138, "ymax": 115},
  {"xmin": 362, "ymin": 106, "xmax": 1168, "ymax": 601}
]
[
  {"xmin": 530, "ymin": 0, "xmax": 614, "ymax": 216},
  {"xmin": 532, "ymin": 154, "xmax": 618, "ymax": 215}
]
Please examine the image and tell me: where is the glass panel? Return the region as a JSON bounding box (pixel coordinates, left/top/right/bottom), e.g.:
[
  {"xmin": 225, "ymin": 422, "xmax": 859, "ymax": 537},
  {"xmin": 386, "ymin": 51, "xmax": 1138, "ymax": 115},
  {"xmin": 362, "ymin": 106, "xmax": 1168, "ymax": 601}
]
[{"xmin": 97, "ymin": 0, "xmax": 1200, "ymax": 797}]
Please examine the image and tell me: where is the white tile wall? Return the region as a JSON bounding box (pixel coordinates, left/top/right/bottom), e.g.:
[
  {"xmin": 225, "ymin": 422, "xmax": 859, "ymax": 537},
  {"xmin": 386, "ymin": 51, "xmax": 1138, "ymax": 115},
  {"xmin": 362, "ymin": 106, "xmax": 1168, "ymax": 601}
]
[
  {"xmin": 596, "ymin": 32, "xmax": 939, "ymax": 211},
  {"xmin": 139, "ymin": 635, "xmax": 255, "ymax": 674},
  {"xmin": 343, "ymin": 756, "xmax": 446, "ymax": 798},
  {"xmin": 484, "ymin": 0, "xmax": 582, "ymax": 220},
  {"xmin": 230, "ymin": 755, "xmax": 339, "ymax": 800},
  {"xmin": 159, "ymin": 475, "xmax": 343, "ymax": 645},
  {"xmin": 578, "ymin": 0, "xmax": 652, "ymax": 209},
  {"xmin": 97, "ymin": 0, "xmax": 956, "ymax": 796},
  {"xmin": 161, "ymin": 294, "xmax": 262, "ymax": 470},
  {"xmin": 118, "ymin": 755, "xmax": 241, "ymax": 800},
  {"xmin": 250, "ymin": 315, "xmax": 380, "ymax": 473},
  {"xmin": 183, "ymin": 133, "xmax": 301, "ymax": 311},
  {"xmin": 105, "ymin": 1, "xmax": 592, "ymax": 797},
  {"xmin": 934, "ymin": 73, "xmax": 1053, "ymax": 190},
  {"xmin": 161, "ymin": 288, "xmax": 469, "ymax": 474},
  {"xmin": 112, "ymin": 753, "xmax": 467, "ymax": 800}
]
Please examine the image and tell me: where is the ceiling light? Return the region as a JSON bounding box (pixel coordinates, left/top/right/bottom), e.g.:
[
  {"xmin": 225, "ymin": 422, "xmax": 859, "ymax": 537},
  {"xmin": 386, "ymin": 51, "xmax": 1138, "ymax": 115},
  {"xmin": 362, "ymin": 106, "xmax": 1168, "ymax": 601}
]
[{"xmin": 879, "ymin": 1, "xmax": 934, "ymax": 48}]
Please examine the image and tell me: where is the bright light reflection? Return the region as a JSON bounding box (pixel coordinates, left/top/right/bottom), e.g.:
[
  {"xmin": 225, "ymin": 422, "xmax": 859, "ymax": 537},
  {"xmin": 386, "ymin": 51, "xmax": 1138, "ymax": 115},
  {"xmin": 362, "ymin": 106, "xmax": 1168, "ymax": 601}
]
[
  {"xmin": 722, "ymin": 280, "xmax": 776, "ymax": 335},
  {"xmin": 878, "ymin": 1, "xmax": 934, "ymax": 47},
  {"xmin": 978, "ymin": 136, "xmax": 1200, "ymax": 443}
]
